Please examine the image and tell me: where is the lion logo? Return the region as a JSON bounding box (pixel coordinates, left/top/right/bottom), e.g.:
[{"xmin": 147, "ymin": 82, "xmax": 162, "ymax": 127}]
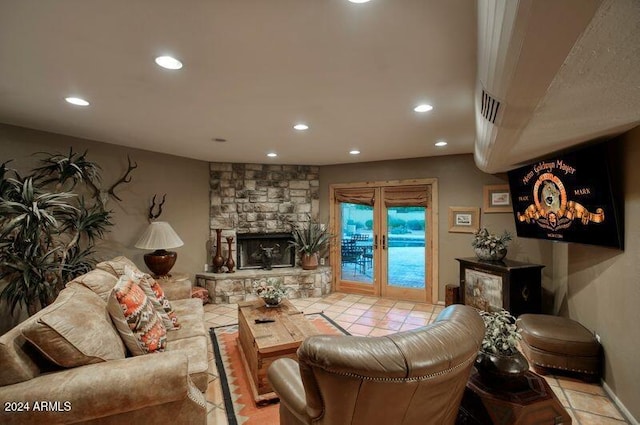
[{"xmin": 541, "ymin": 181, "xmax": 561, "ymax": 214}]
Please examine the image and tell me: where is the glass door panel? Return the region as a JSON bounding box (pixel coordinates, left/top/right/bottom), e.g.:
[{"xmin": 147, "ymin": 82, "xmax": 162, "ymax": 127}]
[
  {"xmin": 339, "ymin": 202, "xmax": 374, "ymax": 284},
  {"xmin": 332, "ymin": 183, "xmax": 433, "ymax": 303},
  {"xmin": 384, "ymin": 206, "xmax": 426, "ymax": 289}
]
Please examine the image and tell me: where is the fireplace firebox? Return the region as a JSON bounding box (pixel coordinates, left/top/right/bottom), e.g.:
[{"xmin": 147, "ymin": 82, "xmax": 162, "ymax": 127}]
[{"xmin": 236, "ymin": 232, "xmax": 295, "ymax": 270}]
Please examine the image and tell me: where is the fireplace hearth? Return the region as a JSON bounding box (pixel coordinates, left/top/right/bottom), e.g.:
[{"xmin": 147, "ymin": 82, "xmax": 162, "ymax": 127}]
[{"xmin": 237, "ymin": 232, "xmax": 295, "ymax": 270}]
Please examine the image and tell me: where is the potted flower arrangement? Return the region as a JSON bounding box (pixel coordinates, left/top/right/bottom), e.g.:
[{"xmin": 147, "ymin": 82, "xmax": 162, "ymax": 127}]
[
  {"xmin": 471, "ymin": 227, "xmax": 512, "ymax": 261},
  {"xmin": 252, "ymin": 278, "xmax": 289, "ymax": 307},
  {"xmin": 475, "ymin": 309, "xmax": 529, "ymax": 386},
  {"xmin": 289, "ymin": 217, "xmax": 333, "ymax": 270}
]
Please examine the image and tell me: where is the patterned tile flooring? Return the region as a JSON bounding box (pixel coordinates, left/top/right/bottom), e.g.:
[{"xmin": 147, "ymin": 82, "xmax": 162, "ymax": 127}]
[{"xmin": 202, "ymin": 292, "xmax": 630, "ymax": 424}]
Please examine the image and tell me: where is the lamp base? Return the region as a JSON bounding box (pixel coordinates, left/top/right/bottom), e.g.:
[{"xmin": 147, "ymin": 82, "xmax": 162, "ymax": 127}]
[{"xmin": 144, "ymin": 250, "xmax": 177, "ymax": 277}]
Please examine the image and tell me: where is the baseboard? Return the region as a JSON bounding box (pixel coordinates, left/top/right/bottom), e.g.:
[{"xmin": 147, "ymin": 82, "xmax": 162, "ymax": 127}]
[{"xmin": 602, "ymin": 380, "xmax": 639, "ymax": 425}]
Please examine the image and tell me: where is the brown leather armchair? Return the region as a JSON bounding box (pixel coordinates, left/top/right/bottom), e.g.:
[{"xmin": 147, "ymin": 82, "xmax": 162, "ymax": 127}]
[{"xmin": 267, "ymin": 304, "xmax": 485, "ymax": 425}]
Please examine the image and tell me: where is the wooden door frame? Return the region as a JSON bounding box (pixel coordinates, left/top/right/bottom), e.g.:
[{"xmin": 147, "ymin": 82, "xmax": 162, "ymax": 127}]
[{"xmin": 329, "ymin": 178, "xmax": 439, "ymax": 304}]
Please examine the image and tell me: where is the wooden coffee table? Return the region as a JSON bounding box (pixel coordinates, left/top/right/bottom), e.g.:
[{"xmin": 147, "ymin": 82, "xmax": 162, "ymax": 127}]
[{"xmin": 237, "ymin": 298, "xmax": 320, "ymax": 404}]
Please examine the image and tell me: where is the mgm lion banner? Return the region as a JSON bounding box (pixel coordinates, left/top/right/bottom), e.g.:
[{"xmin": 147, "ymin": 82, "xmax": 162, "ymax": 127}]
[{"xmin": 507, "ymin": 143, "xmax": 623, "ymax": 249}]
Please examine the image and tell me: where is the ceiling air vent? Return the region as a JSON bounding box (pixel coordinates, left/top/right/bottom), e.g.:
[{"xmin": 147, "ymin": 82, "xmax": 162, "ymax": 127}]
[{"xmin": 481, "ymin": 89, "xmax": 501, "ymax": 124}]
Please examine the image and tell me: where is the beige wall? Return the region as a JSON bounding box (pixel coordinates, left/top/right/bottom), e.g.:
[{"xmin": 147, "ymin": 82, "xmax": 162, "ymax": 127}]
[
  {"xmin": 0, "ymin": 124, "xmax": 210, "ymax": 333},
  {"xmin": 3, "ymin": 122, "xmax": 637, "ymax": 419},
  {"xmin": 319, "ymin": 154, "xmax": 554, "ymax": 302},
  {"xmin": 557, "ymin": 127, "xmax": 640, "ymax": 420}
]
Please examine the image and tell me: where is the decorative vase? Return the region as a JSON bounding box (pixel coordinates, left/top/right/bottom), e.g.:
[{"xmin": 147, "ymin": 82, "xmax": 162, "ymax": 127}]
[
  {"xmin": 212, "ymin": 229, "xmax": 225, "ymax": 273},
  {"xmin": 475, "ymin": 350, "xmax": 529, "ymax": 389},
  {"xmin": 262, "ymin": 297, "xmax": 282, "ymax": 308},
  {"xmin": 225, "ymin": 236, "xmax": 235, "ymax": 273},
  {"xmin": 301, "ymin": 252, "xmax": 319, "ymax": 270},
  {"xmin": 474, "ymin": 247, "xmax": 507, "ymax": 262}
]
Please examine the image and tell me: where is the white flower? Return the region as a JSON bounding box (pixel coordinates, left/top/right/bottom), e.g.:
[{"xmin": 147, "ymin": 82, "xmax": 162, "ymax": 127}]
[
  {"xmin": 252, "ymin": 278, "xmax": 288, "ymax": 301},
  {"xmin": 472, "ymin": 228, "xmax": 512, "ymax": 255},
  {"xmin": 479, "ymin": 309, "xmax": 521, "ymax": 356}
]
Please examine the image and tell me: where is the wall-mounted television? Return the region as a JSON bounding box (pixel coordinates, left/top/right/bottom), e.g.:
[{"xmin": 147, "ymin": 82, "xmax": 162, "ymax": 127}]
[{"xmin": 507, "ymin": 142, "xmax": 623, "ymax": 249}]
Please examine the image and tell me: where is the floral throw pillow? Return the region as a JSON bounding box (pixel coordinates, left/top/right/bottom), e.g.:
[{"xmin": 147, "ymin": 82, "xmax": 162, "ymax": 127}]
[
  {"xmin": 123, "ymin": 266, "xmax": 181, "ymax": 330},
  {"xmin": 107, "ymin": 275, "xmax": 167, "ymax": 355}
]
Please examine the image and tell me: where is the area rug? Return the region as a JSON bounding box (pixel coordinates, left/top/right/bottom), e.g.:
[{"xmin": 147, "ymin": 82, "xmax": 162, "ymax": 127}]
[{"xmin": 210, "ymin": 313, "xmax": 348, "ymax": 425}]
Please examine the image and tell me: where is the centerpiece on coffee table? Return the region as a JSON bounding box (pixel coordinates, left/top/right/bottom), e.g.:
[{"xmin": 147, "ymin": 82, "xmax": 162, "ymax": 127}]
[{"xmin": 252, "ymin": 278, "xmax": 288, "ymax": 307}]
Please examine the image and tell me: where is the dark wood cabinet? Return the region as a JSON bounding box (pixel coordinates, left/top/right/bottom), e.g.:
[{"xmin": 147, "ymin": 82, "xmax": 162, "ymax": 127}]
[{"xmin": 456, "ymin": 257, "xmax": 543, "ymax": 317}]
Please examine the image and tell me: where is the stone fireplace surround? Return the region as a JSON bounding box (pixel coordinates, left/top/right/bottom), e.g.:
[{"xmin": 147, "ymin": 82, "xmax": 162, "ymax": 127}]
[
  {"xmin": 236, "ymin": 232, "xmax": 295, "ymax": 270},
  {"xmin": 204, "ymin": 162, "xmax": 330, "ymax": 303},
  {"xmin": 195, "ymin": 267, "xmax": 331, "ymax": 304}
]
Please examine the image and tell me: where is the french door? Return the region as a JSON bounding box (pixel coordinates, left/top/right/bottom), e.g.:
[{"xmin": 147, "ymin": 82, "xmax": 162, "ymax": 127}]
[{"xmin": 330, "ymin": 180, "xmax": 437, "ymax": 303}]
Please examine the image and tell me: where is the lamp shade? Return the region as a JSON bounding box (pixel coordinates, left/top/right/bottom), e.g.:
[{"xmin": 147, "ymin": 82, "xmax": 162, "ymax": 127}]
[{"xmin": 135, "ymin": 221, "xmax": 184, "ymax": 250}]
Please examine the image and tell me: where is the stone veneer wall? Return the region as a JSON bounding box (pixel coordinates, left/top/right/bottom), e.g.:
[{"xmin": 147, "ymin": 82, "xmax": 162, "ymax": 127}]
[
  {"xmin": 209, "ymin": 163, "xmax": 320, "ymax": 238},
  {"xmin": 195, "ymin": 267, "xmax": 331, "ymax": 304}
]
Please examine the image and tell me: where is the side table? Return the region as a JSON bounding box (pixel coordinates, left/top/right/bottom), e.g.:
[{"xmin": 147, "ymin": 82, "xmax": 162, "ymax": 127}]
[{"xmin": 457, "ymin": 369, "xmax": 571, "ymax": 424}]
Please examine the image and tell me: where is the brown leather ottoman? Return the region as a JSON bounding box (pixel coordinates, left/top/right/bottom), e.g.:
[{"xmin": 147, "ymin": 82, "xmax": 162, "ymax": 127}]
[{"xmin": 517, "ymin": 314, "xmax": 601, "ymax": 382}]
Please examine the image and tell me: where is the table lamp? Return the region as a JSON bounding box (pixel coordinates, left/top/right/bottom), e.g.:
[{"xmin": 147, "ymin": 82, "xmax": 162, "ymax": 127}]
[{"xmin": 134, "ymin": 221, "xmax": 184, "ymax": 277}]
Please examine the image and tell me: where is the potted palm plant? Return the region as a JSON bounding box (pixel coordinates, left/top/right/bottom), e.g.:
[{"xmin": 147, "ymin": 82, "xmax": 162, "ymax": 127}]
[
  {"xmin": 289, "ymin": 218, "xmax": 333, "ymax": 270},
  {"xmin": 0, "ymin": 150, "xmax": 114, "ymax": 316},
  {"xmin": 475, "ymin": 309, "xmax": 529, "ymax": 387}
]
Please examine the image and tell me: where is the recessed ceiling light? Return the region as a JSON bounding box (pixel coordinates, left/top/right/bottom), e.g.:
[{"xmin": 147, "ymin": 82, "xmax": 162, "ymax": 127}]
[
  {"xmin": 349, "ymin": 0, "xmax": 371, "ymax": 3},
  {"xmin": 435, "ymin": 140, "xmax": 448, "ymax": 147},
  {"xmin": 414, "ymin": 104, "xmax": 433, "ymax": 113},
  {"xmin": 293, "ymin": 124, "xmax": 309, "ymax": 131},
  {"xmin": 155, "ymin": 55, "xmax": 183, "ymax": 70},
  {"xmin": 267, "ymin": 152, "xmax": 278, "ymax": 158},
  {"xmin": 65, "ymin": 97, "xmax": 90, "ymax": 106},
  {"xmin": 349, "ymin": 150, "xmax": 361, "ymax": 155}
]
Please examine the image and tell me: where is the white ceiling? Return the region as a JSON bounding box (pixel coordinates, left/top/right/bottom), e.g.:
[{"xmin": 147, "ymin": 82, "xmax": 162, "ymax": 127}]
[
  {"xmin": 475, "ymin": 0, "xmax": 640, "ymax": 173},
  {"xmin": 1, "ymin": 0, "xmax": 638, "ymax": 170}
]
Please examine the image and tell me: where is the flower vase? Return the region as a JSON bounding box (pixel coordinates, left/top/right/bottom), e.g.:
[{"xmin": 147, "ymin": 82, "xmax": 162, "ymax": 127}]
[
  {"xmin": 263, "ymin": 297, "xmax": 282, "ymax": 308},
  {"xmin": 475, "ymin": 350, "xmax": 529, "ymax": 389},
  {"xmin": 225, "ymin": 236, "xmax": 235, "ymax": 273},
  {"xmin": 474, "ymin": 247, "xmax": 507, "ymax": 261},
  {"xmin": 212, "ymin": 229, "xmax": 225, "ymax": 273}
]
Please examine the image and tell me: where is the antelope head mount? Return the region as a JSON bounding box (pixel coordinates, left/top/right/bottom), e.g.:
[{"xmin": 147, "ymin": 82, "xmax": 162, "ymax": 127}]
[{"xmin": 149, "ymin": 194, "xmax": 166, "ymax": 221}]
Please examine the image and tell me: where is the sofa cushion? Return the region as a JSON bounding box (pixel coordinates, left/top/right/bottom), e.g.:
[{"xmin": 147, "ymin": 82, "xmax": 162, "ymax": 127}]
[
  {"xmin": 0, "ymin": 309, "xmax": 60, "ymax": 386},
  {"xmin": 21, "ymin": 285, "xmax": 126, "ymax": 368},
  {"xmin": 96, "ymin": 256, "xmax": 142, "ymax": 277},
  {"xmin": 166, "ymin": 299, "xmax": 206, "ymax": 342},
  {"xmin": 165, "ymin": 335, "xmax": 209, "ymax": 392},
  {"xmin": 107, "ymin": 275, "xmax": 167, "ymax": 356},
  {"xmin": 67, "ymin": 268, "xmax": 118, "ymax": 301}
]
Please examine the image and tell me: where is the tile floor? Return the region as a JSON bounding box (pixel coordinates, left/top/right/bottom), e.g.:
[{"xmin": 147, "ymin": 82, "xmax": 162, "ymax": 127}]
[{"xmin": 202, "ymin": 292, "xmax": 630, "ymax": 425}]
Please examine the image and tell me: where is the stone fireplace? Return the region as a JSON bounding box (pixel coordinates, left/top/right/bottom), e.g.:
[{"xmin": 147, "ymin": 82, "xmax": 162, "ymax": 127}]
[
  {"xmin": 208, "ymin": 162, "xmax": 320, "ymax": 269},
  {"xmin": 236, "ymin": 232, "xmax": 295, "ymax": 270},
  {"xmin": 201, "ymin": 162, "xmax": 330, "ymax": 304}
]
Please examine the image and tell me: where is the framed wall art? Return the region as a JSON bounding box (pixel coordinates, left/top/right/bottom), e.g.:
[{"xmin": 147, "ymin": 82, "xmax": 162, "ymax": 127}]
[
  {"xmin": 448, "ymin": 207, "xmax": 480, "ymax": 233},
  {"xmin": 483, "ymin": 184, "xmax": 512, "ymax": 213}
]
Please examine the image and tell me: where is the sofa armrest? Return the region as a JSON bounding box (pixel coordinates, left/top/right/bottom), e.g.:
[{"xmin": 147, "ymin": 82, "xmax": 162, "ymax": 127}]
[
  {"xmin": 162, "ymin": 278, "xmax": 192, "ymax": 301},
  {"xmin": 268, "ymin": 358, "xmax": 313, "ymax": 423},
  {"xmin": 0, "ymin": 351, "xmax": 200, "ymax": 424}
]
